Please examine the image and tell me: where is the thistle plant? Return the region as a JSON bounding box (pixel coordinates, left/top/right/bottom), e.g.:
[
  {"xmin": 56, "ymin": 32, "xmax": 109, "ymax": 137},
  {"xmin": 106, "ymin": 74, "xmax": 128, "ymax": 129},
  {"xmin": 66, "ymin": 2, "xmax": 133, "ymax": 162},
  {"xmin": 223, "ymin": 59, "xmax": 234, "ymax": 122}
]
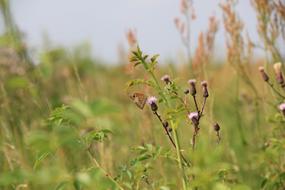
[
  {"xmin": 258, "ymin": 63, "xmax": 285, "ymax": 100},
  {"xmin": 127, "ymin": 46, "xmax": 221, "ymax": 189},
  {"xmin": 257, "ymin": 62, "xmax": 285, "ymax": 188}
]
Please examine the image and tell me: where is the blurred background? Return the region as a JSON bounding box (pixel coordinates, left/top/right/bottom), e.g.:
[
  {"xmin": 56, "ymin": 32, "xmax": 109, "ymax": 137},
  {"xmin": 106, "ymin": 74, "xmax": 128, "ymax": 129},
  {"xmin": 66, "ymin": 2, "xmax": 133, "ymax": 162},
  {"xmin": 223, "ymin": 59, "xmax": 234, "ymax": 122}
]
[{"xmin": 4, "ymin": 0, "xmax": 258, "ymax": 63}]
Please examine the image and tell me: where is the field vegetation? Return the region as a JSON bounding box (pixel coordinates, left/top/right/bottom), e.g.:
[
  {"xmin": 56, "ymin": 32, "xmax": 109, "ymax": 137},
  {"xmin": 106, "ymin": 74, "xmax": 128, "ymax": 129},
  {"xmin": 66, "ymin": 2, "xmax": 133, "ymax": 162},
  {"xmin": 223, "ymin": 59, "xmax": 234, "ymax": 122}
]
[{"xmin": 0, "ymin": 0, "xmax": 285, "ymax": 189}]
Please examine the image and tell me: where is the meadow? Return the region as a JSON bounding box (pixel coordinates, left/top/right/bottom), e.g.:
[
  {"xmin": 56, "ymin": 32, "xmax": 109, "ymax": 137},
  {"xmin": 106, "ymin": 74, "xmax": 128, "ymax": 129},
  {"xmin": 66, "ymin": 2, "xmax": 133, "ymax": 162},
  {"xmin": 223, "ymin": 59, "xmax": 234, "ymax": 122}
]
[{"xmin": 0, "ymin": 0, "xmax": 285, "ymax": 189}]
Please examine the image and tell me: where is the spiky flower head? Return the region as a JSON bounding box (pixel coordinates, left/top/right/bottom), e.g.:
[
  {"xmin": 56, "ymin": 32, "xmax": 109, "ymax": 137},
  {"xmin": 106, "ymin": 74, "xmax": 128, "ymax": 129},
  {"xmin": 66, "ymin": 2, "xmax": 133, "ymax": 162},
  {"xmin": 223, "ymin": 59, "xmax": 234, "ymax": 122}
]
[
  {"xmin": 188, "ymin": 79, "xmax": 196, "ymax": 85},
  {"xmin": 201, "ymin": 81, "xmax": 209, "ymax": 98},
  {"xmin": 147, "ymin": 96, "xmax": 158, "ymax": 111},
  {"xmin": 273, "ymin": 62, "xmax": 284, "ymax": 85},
  {"xmin": 258, "ymin": 66, "xmax": 269, "ymax": 82},
  {"xmin": 188, "ymin": 79, "xmax": 197, "ymax": 96},
  {"xmin": 279, "ymin": 103, "xmax": 285, "ymax": 111},
  {"xmin": 273, "ymin": 62, "xmax": 282, "ymax": 75},
  {"xmin": 147, "ymin": 96, "xmax": 157, "ymax": 105},
  {"xmin": 161, "ymin": 75, "xmax": 171, "ymax": 84},
  {"xmin": 188, "ymin": 112, "xmax": 199, "ymax": 126},
  {"xmin": 279, "ymin": 102, "xmax": 285, "ymax": 116},
  {"xmin": 201, "ymin": 81, "xmax": 208, "ymax": 87}
]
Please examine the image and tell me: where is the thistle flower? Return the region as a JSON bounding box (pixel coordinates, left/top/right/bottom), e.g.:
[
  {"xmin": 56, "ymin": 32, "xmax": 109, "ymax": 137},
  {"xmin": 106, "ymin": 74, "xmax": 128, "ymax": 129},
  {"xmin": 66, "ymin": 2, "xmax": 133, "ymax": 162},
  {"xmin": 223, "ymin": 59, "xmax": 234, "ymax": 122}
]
[
  {"xmin": 147, "ymin": 96, "xmax": 158, "ymax": 112},
  {"xmin": 258, "ymin": 66, "xmax": 269, "ymax": 82},
  {"xmin": 213, "ymin": 123, "xmax": 220, "ymax": 132},
  {"xmin": 188, "ymin": 79, "xmax": 197, "ymax": 96},
  {"xmin": 273, "ymin": 62, "xmax": 284, "ymax": 85},
  {"xmin": 188, "ymin": 112, "xmax": 199, "ymax": 126},
  {"xmin": 201, "ymin": 81, "xmax": 209, "ymax": 98},
  {"xmin": 161, "ymin": 75, "xmax": 171, "ymax": 84},
  {"xmin": 278, "ymin": 103, "xmax": 285, "ymax": 116}
]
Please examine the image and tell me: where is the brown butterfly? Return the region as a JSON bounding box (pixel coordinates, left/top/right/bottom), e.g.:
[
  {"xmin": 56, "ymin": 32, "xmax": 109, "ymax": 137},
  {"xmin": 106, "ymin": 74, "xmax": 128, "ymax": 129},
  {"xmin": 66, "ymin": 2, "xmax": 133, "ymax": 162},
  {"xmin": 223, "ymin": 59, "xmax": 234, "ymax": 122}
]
[{"xmin": 129, "ymin": 92, "xmax": 147, "ymax": 109}]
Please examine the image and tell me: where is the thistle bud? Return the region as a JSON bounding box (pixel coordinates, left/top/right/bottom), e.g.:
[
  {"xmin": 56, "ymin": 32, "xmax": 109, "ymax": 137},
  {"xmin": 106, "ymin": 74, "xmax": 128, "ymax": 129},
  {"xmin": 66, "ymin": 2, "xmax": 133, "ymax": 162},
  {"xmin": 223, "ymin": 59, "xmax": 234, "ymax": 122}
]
[
  {"xmin": 278, "ymin": 103, "xmax": 285, "ymax": 116},
  {"xmin": 147, "ymin": 96, "xmax": 158, "ymax": 112},
  {"xmin": 163, "ymin": 121, "xmax": 172, "ymax": 132},
  {"xmin": 213, "ymin": 123, "xmax": 220, "ymax": 132},
  {"xmin": 188, "ymin": 79, "xmax": 197, "ymax": 96},
  {"xmin": 201, "ymin": 81, "xmax": 209, "ymax": 98},
  {"xmin": 184, "ymin": 89, "xmax": 190, "ymax": 94},
  {"xmin": 161, "ymin": 75, "xmax": 171, "ymax": 85},
  {"xmin": 188, "ymin": 112, "xmax": 199, "ymax": 126},
  {"xmin": 258, "ymin": 66, "xmax": 269, "ymax": 82},
  {"xmin": 273, "ymin": 62, "xmax": 285, "ymax": 86},
  {"xmin": 163, "ymin": 121, "xmax": 169, "ymax": 128}
]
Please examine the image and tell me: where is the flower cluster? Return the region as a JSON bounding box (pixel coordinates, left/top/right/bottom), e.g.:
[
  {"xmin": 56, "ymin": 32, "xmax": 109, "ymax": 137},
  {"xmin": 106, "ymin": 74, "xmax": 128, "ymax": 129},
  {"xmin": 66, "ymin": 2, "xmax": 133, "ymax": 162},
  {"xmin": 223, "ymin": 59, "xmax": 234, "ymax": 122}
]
[
  {"xmin": 259, "ymin": 63, "xmax": 285, "ymax": 90},
  {"xmin": 258, "ymin": 63, "xmax": 285, "ymax": 117},
  {"xmin": 146, "ymin": 76, "xmax": 221, "ymax": 150}
]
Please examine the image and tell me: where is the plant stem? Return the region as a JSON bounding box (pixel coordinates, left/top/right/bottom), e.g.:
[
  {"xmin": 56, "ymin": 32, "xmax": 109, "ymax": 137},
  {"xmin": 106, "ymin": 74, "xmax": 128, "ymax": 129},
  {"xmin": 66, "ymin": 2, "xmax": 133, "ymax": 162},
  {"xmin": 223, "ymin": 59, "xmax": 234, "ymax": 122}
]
[
  {"xmin": 200, "ymin": 97, "xmax": 207, "ymax": 118},
  {"xmin": 139, "ymin": 52, "xmax": 189, "ymax": 188},
  {"xmin": 154, "ymin": 111, "xmax": 190, "ymax": 167},
  {"xmin": 87, "ymin": 150, "xmax": 124, "ymax": 190},
  {"xmin": 172, "ymin": 122, "xmax": 188, "ymax": 190},
  {"xmin": 192, "ymin": 95, "xmax": 200, "ymax": 113},
  {"xmin": 266, "ymin": 81, "xmax": 285, "ymax": 99}
]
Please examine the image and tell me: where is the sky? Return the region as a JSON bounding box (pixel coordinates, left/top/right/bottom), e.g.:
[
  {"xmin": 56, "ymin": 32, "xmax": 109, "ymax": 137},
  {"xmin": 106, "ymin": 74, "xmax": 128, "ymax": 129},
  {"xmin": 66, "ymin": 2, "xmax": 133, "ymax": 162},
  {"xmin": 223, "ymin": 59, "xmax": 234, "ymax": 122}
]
[{"xmin": 6, "ymin": 0, "xmax": 258, "ymax": 63}]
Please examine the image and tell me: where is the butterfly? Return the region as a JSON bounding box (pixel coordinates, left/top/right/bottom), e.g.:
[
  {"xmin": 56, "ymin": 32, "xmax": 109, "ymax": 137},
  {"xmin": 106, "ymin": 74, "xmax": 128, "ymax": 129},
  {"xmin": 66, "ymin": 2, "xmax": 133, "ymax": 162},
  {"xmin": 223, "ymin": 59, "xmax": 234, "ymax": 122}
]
[{"xmin": 129, "ymin": 92, "xmax": 147, "ymax": 109}]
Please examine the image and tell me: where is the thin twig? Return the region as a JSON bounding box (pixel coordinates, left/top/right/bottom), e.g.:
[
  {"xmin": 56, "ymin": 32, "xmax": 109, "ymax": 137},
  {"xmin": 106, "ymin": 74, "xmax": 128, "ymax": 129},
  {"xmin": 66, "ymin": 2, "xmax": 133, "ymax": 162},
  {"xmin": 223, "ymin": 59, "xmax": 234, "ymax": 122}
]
[
  {"xmin": 87, "ymin": 149, "xmax": 124, "ymax": 190},
  {"xmin": 172, "ymin": 90, "xmax": 190, "ymax": 113},
  {"xmin": 216, "ymin": 131, "xmax": 221, "ymax": 144},
  {"xmin": 200, "ymin": 97, "xmax": 207, "ymax": 118},
  {"xmin": 192, "ymin": 127, "xmax": 199, "ymax": 150},
  {"xmin": 192, "ymin": 95, "xmax": 200, "ymax": 113},
  {"xmin": 153, "ymin": 111, "xmax": 191, "ymax": 167},
  {"xmin": 266, "ymin": 81, "xmax": 285, "ymax": 99}
]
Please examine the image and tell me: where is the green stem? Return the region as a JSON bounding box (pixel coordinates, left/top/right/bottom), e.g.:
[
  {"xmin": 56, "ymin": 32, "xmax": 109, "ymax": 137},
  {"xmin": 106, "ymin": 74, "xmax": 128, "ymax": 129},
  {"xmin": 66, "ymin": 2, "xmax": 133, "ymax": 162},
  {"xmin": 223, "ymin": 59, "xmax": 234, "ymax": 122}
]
[
  {"xmin": 87, "ymin": 150, "xmax": 124, "ymax": 190},
  {"xmin": 172, "ymin": 122, "xmax": 188, "ymax": 190},
  {"xmin": 139, "ymin": 51, "xmax": 189, "ymax": 189}
]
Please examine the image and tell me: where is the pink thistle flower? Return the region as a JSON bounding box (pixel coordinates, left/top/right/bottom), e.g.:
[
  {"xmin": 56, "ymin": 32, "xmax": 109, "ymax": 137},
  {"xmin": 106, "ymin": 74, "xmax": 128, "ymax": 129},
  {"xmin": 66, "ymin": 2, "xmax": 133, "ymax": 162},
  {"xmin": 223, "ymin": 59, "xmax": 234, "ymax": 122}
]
[
  {"xmin": 258, "ymin": 66, "xmax": 269, "ymax": 82},
  {"xmin": 161, "ymin": 75, "xmax": 171, "ymax": 84},
  {"xmin": 147, "ymin": 96, "xmax": 158, "ymax": 111},
  {"xmin": 147, "ymin": 96, "xmax": 157, "ymax": 105},
  {"xmin": 188, "ymin": 112, "xmax": 199, "ymax": 125},
  {"xmin": 188, "ymin": 79, "xmax": 196, "ymax": 85},
  {"xmin": 201, "ymin": 81, "xmax": 209, "ymax": 98},
  {"xmin": 188, "ymin": 79, "xmax": 197, "ymax": 96},
  {"xmin": 279, "ymin": 103, "xmax": 285, "ymax": 111},
  {"xmin": 279, "ymin": 103, "xmax": 285, "ymax": 116},
  {"xmin": 201, "ymin": 81, "xmax": 208, "ymax": 87}
]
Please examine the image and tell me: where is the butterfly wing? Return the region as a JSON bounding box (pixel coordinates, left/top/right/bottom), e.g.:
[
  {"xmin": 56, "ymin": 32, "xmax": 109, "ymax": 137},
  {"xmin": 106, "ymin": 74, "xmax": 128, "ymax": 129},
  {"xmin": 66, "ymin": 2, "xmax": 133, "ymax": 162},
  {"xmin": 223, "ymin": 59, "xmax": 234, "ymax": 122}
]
[{"xmin": 130, "ymin": 93, "xmax": 147, "ymax": 109}]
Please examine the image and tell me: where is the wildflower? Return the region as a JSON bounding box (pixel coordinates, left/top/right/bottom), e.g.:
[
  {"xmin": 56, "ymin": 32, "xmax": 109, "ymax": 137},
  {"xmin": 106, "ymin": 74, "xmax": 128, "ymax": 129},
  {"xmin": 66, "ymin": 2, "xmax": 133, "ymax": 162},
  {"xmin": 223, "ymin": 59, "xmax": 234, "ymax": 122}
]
[
  {"xmin": 188, "ymin": 112, "xmax": 199, "ymax": 126},
  {"xmin": 213, "ymin": 123, "xmax": 220, "ymax": 132},
  {"xmin": 273, "ymin": 62, "xmax": 284, "ymax": 86},
  {"xmin": 161, "ymin": 75, "xmax": 171, "ymax": 84},
  {"xmin": 201, "ymin": 81, "xmax": 209, "ymax": 98},
  {"xmin": 278, "ymin": 103, "xmax": 285, "ymax": 116},
  {"xmin": 258, "ymin": 66, "xmax": 269, "ymax": 82},
  {"xmin": 147, "ymin": 96, "xmax": 158, "ymax": 112},
  {"xmin": 188, "ymin": 79, "xmax": 197, "ymax": 96}
]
